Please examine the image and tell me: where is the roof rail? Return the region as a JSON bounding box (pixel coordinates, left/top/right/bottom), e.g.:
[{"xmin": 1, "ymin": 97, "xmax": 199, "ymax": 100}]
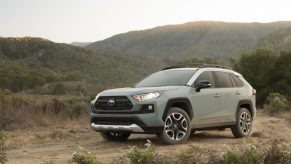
[
  {"xmin": 197, "ymin": 64, "xmax": 231, "ymax": 69},
  {"xmin": 162, "ymin": 66, "xmax": 184, "ymax": 70},
  {"xmin": 162, "ymin": 63, "xmax": 232, "ymax": 70}
]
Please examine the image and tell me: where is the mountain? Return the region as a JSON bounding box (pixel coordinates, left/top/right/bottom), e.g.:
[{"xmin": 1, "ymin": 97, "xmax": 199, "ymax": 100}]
[
  {"xmin": 255, "ymin": 27, "xmax": 291, "ymax": 53},
  {"xmin": 87, "ymin": 21, "xmax": 291, "ymax": 60},
  {"xmin": 0, "ymin": 37, "xmax": 166, "ymax": 94},
  {"xmin": 70, "ymin": 42, "xmax": 92, "ymax": 47}
]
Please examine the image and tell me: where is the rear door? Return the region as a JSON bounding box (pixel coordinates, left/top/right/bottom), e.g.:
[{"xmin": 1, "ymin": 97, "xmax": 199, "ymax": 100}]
[
  {"xmin": 192, "ymin": 71, "xmax": 222, "ymax": 127},
  {"xmin": 213, "ymin": 71, "xmax": 238, "ymax": 124}
]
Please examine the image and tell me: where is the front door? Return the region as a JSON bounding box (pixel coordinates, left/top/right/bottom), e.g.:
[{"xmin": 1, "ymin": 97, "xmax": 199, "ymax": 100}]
[{"xmin": 192, "ymin": 71, "xmax": 221, "ymax": 128}]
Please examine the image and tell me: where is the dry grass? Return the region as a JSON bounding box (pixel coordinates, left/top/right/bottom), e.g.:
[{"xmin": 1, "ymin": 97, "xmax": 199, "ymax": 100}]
[
  {"xmin": 276, "ymin": 111, "xmax": 291, "ymax": 123},
  {"xmin": 0, "ymin": 89, "xmax": 90, "ymax": 130},
  {"xmin": 0, "ymin": 131, "xmax": 7, "ymax": 164}
]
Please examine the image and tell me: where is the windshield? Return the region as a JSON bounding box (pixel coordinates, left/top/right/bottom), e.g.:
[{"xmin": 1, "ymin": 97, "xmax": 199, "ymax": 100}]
[{"xmin": 135, "ymin": 70, "xmax": 196, "ymax": 87}]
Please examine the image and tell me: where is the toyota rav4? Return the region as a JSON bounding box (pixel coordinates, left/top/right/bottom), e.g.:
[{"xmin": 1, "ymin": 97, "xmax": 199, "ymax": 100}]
[{"xmin": 90, "ymin": 65, "xmax": 256, "ymax": 144}]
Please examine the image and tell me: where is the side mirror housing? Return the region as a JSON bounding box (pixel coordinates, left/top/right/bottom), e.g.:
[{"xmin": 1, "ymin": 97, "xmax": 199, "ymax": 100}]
[{"xmin": 195, "ymin": 80, "xmax": 212, "ymax": 92}]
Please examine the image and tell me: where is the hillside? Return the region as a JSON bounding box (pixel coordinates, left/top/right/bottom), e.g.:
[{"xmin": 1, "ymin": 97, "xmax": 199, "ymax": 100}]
[
  {"xmin": 87, "ymin": 21, "xmax": 291, "ymax": 60},
  {"xmin": 0, "ymin": 37, "xmax": 166, "ymax": 94},
  {"xmin": 256, "ymin": 27, "xmax": 291, "ymax": 53},
  {"xmin": 70, "ymin": 42, "xmax": 92, "ymax": 47}
]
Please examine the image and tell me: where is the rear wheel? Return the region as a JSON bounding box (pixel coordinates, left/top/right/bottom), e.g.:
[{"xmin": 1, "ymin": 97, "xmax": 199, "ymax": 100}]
[
  {"xmin": 100, "ymin": 132, "xmax": 131, "ymax": 142},
  {"xmin": 231, "ymin": 108, "xmax": 252, "ymax": 138},
  {"xmin": 158, "ymin": 107, "xmax": 191, "ymax": 144}
]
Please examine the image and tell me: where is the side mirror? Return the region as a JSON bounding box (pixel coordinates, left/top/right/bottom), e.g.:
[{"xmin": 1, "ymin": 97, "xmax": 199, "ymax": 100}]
[{"xmin": 195, "ymin": 80, "xmax": 212, "ymax": 92}]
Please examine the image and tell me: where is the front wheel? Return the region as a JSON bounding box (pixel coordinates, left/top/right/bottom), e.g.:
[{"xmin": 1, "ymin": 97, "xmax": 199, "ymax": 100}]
[
  {"xmin": 158, "ymin": 107, "xmax": 191, "ymax": 144},
  {"xmin": 100, "ymin": 132, "xmax": 131, "ymax": 142},
  {"xmin": 231, "ymin": 108, "xmax": 253, "ymax": 138}
]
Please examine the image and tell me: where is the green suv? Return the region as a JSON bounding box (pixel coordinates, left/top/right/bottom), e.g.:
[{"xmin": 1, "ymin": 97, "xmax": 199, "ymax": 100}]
[{"xmin": 90, "ymin": 65, "xmax": 256, "ymax": 144}]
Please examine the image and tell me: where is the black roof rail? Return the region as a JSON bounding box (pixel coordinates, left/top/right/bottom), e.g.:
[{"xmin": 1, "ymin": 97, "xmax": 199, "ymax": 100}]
[
  {"xmin": 197, "ymin": 64, "xmax": 231, "ymax": 69},
  {"xmin": 162, "ymin": 63, "xmax": 232, "ymax": 70},
  {"xmin": 162, "ymin": 66, "xmax": 184, "ymax": 70}
]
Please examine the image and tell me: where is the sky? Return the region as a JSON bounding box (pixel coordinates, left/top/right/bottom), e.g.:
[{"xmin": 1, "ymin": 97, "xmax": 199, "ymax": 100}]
[{"xmin": 1, "ymin": 0, "xmax": 291, "ymax": 43}]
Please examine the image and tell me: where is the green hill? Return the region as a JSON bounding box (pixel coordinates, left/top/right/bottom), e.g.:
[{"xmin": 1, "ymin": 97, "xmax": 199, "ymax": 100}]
[
  {"xmin": 0, "ymin": 37, "xmax": 166, "ymax": 94},
  {"xmin": 87, "ymin": 21, "xmax": 291, "ymax": 60},
  {"xmin": 256, "ymin": 27, "xmax": 291, "ymax": 53}
]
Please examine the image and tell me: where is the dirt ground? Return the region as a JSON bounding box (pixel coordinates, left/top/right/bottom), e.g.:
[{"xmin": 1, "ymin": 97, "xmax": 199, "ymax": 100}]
[{"xmin": 5, "ymin": 111, "xmax": 291, "ymax": 164}]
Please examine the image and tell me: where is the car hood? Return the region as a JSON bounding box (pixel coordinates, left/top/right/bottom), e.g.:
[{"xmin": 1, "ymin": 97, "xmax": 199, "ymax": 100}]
[{"xmin": 100, "ymin": 86, "xmax": 180, "ymax": 96}]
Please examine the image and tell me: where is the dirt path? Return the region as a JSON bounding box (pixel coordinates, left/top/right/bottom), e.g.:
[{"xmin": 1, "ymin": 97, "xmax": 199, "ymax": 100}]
[{"xmin": 5, "ymin": 111, "xmax": 291, "ymax": 164}]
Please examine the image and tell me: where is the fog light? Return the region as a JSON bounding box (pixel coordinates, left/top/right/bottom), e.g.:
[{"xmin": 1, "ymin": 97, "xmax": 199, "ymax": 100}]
[
  {"xmin": 148, "ymin": 105, "xmax": 153, "ymax": 111},
  {"xmin": 141, "ymin": 104, "xmax": 154, "ymax": 113}
]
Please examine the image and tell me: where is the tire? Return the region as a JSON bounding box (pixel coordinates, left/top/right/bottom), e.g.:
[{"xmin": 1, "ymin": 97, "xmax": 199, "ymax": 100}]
[
  {"xmin": 231, "ymin": 108, "xmax": 252, "ymax": 138},
  {"xmin": 100, "ymin": 132, "xmax": 131, "ymax": 142},
  {"xmin": 158, "ymin": 107, "xmax": 191, "ymax": 145}
]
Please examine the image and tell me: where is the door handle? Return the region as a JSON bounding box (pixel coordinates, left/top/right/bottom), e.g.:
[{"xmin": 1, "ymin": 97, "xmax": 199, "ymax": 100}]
[
  {"xmin": 235, "ymin": 91, "xmax": 241, "ymax": 95},
  {"xmin": 213, "ymin": 93, "xmax": 220, "ymax": 97}
]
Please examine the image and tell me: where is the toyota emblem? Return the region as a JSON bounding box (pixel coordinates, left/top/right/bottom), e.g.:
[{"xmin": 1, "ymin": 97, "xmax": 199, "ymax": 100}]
[{"xmin": 108, "ymin": 99, "xmax": 115, "ymax": 106}]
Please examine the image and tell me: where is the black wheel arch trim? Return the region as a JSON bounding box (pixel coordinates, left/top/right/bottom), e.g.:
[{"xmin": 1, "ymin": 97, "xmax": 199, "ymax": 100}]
[
  {"xmin": 163, "ymin": 97, "xmax": 193, "ymax": 120},
  {"xmin": 235, "ymin": 100, "xmax": 254, "ymax": 119}
]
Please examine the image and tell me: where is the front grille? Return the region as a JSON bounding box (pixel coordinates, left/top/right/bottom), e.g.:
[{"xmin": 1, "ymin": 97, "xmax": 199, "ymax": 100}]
[{"xmin": 94, "ymin": 96, "xmax": 133, "ymax": 111}]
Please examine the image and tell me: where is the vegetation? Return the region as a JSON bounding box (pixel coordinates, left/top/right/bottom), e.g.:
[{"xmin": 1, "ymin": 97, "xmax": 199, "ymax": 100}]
[
  {"xmin": 221, "ymin": 145, "xmax": 265, "ymax": 164},
  {"xmin": 264, "ymin": 139, "xmax": 291, "ymax": 164},
  {"xmin": 234, "ymin": 49, "xmax": 291, "ymax": 105},
  {"xmin": 0, "ymin": 89, "xmax": 89, "ymax": 130},
  {"xmin": 122, "ymin": 140, "xmax": 157, "ymax": 164},
  {"xmin": 264, "ymin": 93, "xmax": 290, "ymax": 114},
  {"xmin": 0, "ymin": 37, "xmax": 166, "ymax": 93},
  {"xmin": 177, "ymin": 57, "xmax": 218, "ymax": 66},
  {"xmin": 0, "ymin": 131, "xmax": 7, "ymax": 164},
  {"xmin": 71, "ymin": 151, "xmax": 98, "ymax": 164},
  {"xmin": 256, "ymin": 27, "xmax": 291, "ymax": 53},
  {"xmin": 87, "ymin": 21, "xmax": 291, "ymax": 60},
  {"xmin": 87, "ymin": 139, "xmax": 291, "ymax": 164}
]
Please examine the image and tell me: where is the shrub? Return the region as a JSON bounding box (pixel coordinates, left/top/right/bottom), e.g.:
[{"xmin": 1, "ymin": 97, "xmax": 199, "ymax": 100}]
[
  {"xmin": 0, "ymin": 131, "xmax": 7, "ymax": 164},
  {"xmin": 264, "ymin": 139, "xmax": 291, "ymax": 164},
  {"xmin": 51, "ymin": 83, "xmax": 67, "ymax": 95},
  {"xmin": 71, "ymin": 151, "xmax": 99, "ymax": 164},
  {"xmin": 176, "ymin": 146, "xmax": 218, "ymax": 164},
  {"xmin": 220, "ymin": 144, "xmax": 264, "ymax": 164},
  {"xmin": 220, "ymin": 146, "xmax": 239, "ymax": 164},
  {"xmin": 240, "ymin": 144, "xmax": 265, "ymax": 164},
  {"xmin": 126, "ymin": 140, "xmax": 156, "ymax": 164},
  {"xmin": 265, "ymin": 93, "xmax": 290, "ymax": 114},
  {"xmin": 112, "ymin": 140, "xmax": 162, "ymax": 164}
]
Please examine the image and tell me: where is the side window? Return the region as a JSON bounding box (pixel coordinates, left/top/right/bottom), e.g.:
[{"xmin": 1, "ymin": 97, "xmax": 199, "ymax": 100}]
[
  {"xmin": 214, "ymin": 71, "xmax": 233, "ymax": 88},
  {"xmin": 229, "ymin": 73, "xmax": 237, "ymax": 87},
  {"xmin": 231, "ymin": 74, "xmax": 244, "ymax": 87},
  {"xmin": 194, "ymin": 71, "xmax": 215, "ymax": 88}
]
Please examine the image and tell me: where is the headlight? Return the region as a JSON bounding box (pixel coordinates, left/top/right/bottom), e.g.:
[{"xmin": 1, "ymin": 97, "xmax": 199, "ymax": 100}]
[{"xmin": 133, "ymin": 91, "xmax": 163, "ymax": 102}]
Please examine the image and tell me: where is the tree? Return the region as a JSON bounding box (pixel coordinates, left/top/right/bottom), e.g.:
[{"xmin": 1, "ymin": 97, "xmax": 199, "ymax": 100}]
[{"xmin": 234, "ymin": 49, "xmax": 291, "ymax": 105}]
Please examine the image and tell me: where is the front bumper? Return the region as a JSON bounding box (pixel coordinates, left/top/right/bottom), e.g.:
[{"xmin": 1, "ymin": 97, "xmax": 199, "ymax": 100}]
[
  {"xmin": 90, "ymin": 123, "xmax": 144, "ymax": 133},
  {"xmin": 90, "ymin": 113, "xmax": 163, "ymax": 133}
]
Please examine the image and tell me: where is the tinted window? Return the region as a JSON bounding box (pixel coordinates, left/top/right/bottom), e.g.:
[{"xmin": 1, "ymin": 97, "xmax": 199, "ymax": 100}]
[
  {"xmin": 195, "ymin": 71, "xmax": 215, "ymax": 88},
  {"xmin": 231, "ymin": 74, "xmax": 244, "ymax": 87},
  {"xmin": 229, "ymin": 73, "xmax": 237, "ymax": 87},
  {"xmin": 135, "ymin": 70, "xmax": 196, "ymax": 87},
  {"xmin": 214, "ymin": 71, "xmax": 233, "ymax": 88}
]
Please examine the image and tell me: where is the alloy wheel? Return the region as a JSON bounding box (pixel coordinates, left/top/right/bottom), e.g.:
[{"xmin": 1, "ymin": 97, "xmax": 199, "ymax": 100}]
[
  {"xmin": 239, "ymin": 112, "xmax": 251, "ymax": 135},
  {"xmin": 164, "ymin": 112, "xmax": 188, "ymax": 140}
]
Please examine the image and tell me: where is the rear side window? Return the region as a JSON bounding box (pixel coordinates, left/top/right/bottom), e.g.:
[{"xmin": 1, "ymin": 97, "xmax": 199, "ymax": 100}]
[
  {"xmin": 230, "ymin": 74, "xmax": 244, "ymax": 87},
  {"xmin": 195, "ymin": 71, "xmax": 215, "ymax": 88},
  {"xmin": 214, "ymin": 71, "xmax": 233, "ymax": 88}
]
